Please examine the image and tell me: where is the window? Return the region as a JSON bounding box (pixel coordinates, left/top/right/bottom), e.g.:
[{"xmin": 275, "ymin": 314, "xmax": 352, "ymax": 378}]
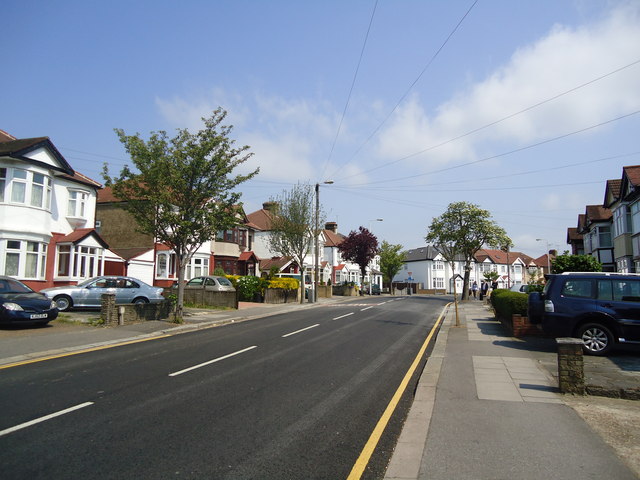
[
  {"xmin": 598, "ymin": 226, "xmax": 612, "ymax": 248},
  {"xmin": 434, "ymin": 260, "xmax": 444, "ymax": 270},
  {"xmin": 632, "ymin": 202, "xmax": 640, "ymax": 235},
  {"xmin": 561, "ymin": 279, "xmax": 593, "ymax": 298},
  {"xmin": 0, "ymin": 168, "xmax": 5, "ymax": 202},
  {"xmin": 30, "ymin": 173, "xmax": 51, "ymax": 209},
  {"xmin": 56, "ymin": 244, "xmax": 101, "ymax": 279},
  {"xmin": 614, "ymin": 206, "xmax": 631, "ymax": 237},
  {"xmin": 156, "ymin": 251, "xmax": 176, "ymax": 279},
  {"xmin": 186, "ymin": 256, "xmax": 209, "ymax": 279},
  {"xmin": 67, "ymin": 189, "xmax": 89, "ymax": 217},
  {"xmin": 10, "ymin": 169, "xmax": 27, "ymax": 203},
  {"xmin": 0, "ymin": 168, "xmax": 52, "ymax": 209},
  {"xmin": 1, "ymin": 239, "xmax": 48, "ymax": 279}
]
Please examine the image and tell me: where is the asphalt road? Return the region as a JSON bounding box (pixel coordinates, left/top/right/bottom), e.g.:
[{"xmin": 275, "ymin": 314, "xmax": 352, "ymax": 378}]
[{"xmin": 0, "ymin": 295, "xmax": 450, "ymax": 479}]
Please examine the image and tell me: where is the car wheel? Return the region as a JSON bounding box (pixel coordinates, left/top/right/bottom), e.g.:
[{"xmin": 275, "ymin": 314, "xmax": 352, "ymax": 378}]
[
  {"xmin": 577, "ymin": 322, "xmax": 614, "ymax": 356},
  {"xmin": 133, "ymin": 297, "xmax": 149, "ymax": 305},
  {"xmin": 54, "ymin": 295, "xmax": 73, "ymax": 312}
]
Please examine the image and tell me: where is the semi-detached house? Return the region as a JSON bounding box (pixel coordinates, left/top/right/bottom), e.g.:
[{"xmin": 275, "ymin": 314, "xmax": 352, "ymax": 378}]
[{"xmin": 0, "ymin": 129, "xmax": 118, "ymax": 290}]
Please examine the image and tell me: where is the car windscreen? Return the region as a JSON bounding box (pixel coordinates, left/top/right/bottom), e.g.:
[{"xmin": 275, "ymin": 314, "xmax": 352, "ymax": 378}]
[
  {"xmin": 217, "ymin": 277, "xmax": 233, "ymax": 287},
  {"xmin": 0, "ymin": 278, "xmax": 33, "ymax": 294}
]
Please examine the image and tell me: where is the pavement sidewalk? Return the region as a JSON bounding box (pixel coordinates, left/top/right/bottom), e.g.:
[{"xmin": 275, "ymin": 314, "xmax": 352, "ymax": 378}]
[{"xmin": 385, "ymin": 301, "xmax": 640, "ymax": 480}]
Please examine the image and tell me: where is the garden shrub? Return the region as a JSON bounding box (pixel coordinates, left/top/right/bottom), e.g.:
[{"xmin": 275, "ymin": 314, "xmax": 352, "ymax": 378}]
[
  {"xmin": 236, "ymin": 275, "xmax": 268, "ymax": 302},
  {"xmin": 490, "ymin": 289, "xmax": 528, "ymax": 320}
]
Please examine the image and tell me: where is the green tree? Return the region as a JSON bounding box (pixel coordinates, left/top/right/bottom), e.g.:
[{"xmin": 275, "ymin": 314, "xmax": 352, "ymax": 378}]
[
  {"xmin": 426, "ymin": 202, "xmax": 511, "ymax": 301},
  {"xmin": 338, "ymin": 227, "xmax": 379, "ymax": 291},
  {"xmin": 268, "ymin": 183, "xmax": 322, "ymax": 304},
  {"xmin": 552, "ymin": 253, "xmax": 602, "ymax": 273},
  {"xmin": 107, "ymin": 108, "xmax": 257, "ymax": 321},
  {"xmin": 379, "ymin": 241, "xmax": 404, "ymax": 294},
  {"xmin": 483, "ymin": 270, "xmax": 499, "ymax": 283}
]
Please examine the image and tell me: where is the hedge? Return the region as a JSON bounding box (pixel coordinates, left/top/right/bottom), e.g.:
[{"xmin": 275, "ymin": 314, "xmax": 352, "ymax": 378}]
[
  {"xmin": 490, "ymin": 289, "xmax": 528, "ymax": 320},
  {"xmin": 268, "ymin": 278, "xmax": 300, "ymax": 290}
]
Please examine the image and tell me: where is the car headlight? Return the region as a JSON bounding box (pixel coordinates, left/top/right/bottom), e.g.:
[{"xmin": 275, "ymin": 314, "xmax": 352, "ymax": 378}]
[
  {"xmin": 2, "ymin": 302, "xmax": 24, "ymax": 311},
  {"xmin": 50, "ymin": 300, "xmax": 57, "ymax": 309}
]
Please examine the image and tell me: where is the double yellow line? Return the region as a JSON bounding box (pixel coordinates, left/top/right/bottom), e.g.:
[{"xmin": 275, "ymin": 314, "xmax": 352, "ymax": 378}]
[
  {"xmin": 0, "ymin": 335, "xmax": 170, "ymax": 370},
  {"xmin": 346, "ymin": 302, "xmax": 450, "ymax": 480}
]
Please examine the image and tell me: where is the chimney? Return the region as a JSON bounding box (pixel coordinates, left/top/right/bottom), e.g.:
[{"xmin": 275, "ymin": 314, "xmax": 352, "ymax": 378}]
[
  {"xmin": 263, "ymin": 201, "xmax": 278, "ymax": 212},
  {"xmin": 325, "ymin": 222, "xmax": 338, "ymax": 233}
]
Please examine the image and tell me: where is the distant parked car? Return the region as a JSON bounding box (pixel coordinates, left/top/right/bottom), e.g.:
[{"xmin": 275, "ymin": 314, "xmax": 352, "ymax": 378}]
[
  {"xmin": 510, "ymin": 283, "xmax": 530, "ymax": 293},
  {"xmin": 0, "ymin": 276, "xmax": 58, "ymax": 326},
  {"xmin": 528, "ymin": 272, "xmax": 640, "ymax": 356},
  {"xmin": 361, "ymin": 284, "xmax": 381, "ymax": 295},
  {"xmin": 41, "ymin": 276, "xmax": 166, "ymax": 312},
  {"xmin": 184, "ymin": 275, "xmax": 236, "ymax": 292}
]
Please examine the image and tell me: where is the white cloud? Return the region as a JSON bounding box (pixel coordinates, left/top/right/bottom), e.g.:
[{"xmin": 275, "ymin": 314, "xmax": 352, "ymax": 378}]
[
  {"xmin": 376, "ymin": 2, "xmax": 640, "ymax": 168},
  {"xmin": 155, "ymin": 90, "xmax": 339, "ymax": 183}
]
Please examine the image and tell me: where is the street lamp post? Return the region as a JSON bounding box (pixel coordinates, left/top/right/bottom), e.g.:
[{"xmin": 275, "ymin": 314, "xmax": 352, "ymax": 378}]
[
  {"xmin": 314, "ymin": 180, "xmax": 333, "ymax": 302},
  {"xmin": 367, "ymin": 218, "xmax": 383, "ymax": 294},
  {"xmin": 536, "ymin": 238, "xmax": 550, "ymax": 274}
]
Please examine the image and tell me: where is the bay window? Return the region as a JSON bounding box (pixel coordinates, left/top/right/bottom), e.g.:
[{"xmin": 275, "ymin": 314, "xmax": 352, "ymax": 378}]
[{"xmin": 1, "ymin": 239, "xmax": 48, "ymax": 279}]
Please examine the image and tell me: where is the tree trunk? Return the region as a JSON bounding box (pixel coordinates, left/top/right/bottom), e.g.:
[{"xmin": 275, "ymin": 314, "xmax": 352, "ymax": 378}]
[
  {"xmin": 176, "ymin": 260, "xmax": 186, "ymax": 321},
  {"xmin": 299, "ymin": 266, "xmax": 306, "ymax": 304},
  {"xmin": 462, "ymin": 266, "xmax": 471, "ymax": 301}
]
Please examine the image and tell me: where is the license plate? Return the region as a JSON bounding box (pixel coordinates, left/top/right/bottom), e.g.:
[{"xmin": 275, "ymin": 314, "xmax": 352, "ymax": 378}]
[{"xmin": 30, "ymin": 313, "xmax": 48, "ymax": 319}]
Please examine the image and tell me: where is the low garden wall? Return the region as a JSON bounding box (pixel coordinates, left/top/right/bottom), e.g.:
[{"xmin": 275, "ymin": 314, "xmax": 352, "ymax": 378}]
[
  {"xmin": 333, "ymin": 285, "xmax": 358, "ymax": 296},
  {"xmin": 317, "ymin": 285, "xmax": 333, "ymax": 298},
  {"xmin": 182, "ymin": 288, "xmax": 238, "ymax": 309},
  {"xmin": 100, "ymin": 294, "xmax": 171, "ymax": 326},
  {"xmin": 264, "ymin": 288, "xmax": 299, "ymax": 304}
]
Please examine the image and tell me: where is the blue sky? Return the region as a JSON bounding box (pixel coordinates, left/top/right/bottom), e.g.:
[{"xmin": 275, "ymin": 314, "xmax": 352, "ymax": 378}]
[{"xmin": 3, "ymin": 1, "xmax": 640, "ymax": 258}]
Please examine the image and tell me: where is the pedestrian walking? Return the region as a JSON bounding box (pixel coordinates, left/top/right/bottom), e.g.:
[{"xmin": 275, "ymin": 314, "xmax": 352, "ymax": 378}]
[{"xmin": 472, "ymin": 281, "xmax": 478, "ymax": 299}]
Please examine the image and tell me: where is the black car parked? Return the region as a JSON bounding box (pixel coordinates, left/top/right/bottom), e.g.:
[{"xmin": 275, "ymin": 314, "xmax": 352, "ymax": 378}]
[
  {"xmin": 528, "ymin": 272, "xmax": 640, "ymax": 355},
  {"xmin": 0, "ymin": 276, "xmax": 58, "ymax": 326}
]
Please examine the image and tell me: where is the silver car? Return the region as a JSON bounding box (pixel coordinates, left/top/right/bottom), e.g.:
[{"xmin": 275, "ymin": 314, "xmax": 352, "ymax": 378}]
[
  {"xmin": 185, "ymin": 275, "xmax": 236, "ymax": 292},
  {"xmin": 41, "ymin": 276, "xmax": 166, "ymax": 311}
]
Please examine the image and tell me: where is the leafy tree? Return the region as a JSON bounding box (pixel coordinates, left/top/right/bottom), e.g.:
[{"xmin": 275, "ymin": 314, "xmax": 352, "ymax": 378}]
[
  {"xmin": 106, "ymin": 108, "xmax": 257, "ymax": 321},
  {"xmin": 268, "ymin": 183, "xmax": 322, "ymax": 304},
  {"xmin": 483, "ymin": 270, "xmax": 499, "ymax": 283},
  {"xmin": 552, "ymin": 253, "xmax": 602, "ymax": 273},
  {"xmin": 379, "ymin": 241, "xmax": 404, "ymax": 294},
  {"xmin": 426, "ymin": 202, "xmax": 511, "ymax": 301},
  {"xmin": 338, "ymin": 227, "xmax": 379, "ymax": 290}
]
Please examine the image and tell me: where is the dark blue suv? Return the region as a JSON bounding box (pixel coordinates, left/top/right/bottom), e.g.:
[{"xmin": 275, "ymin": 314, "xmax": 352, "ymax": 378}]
[{"xmin": 528, "ymin": 272, "xmax": 640, "ymax": 355}]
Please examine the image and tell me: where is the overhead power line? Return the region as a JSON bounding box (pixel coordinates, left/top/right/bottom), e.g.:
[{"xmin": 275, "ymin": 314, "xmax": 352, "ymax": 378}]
[
  {"xmin": 327, "ymin": 0, "xmax": 479, "ymax": 180},
  {"xmin": 320, "ymin": 0, "xmax": 379, "ymax": 181},
  {"xmin": 339, "ymin": 57, "xmax": 640, "ymax": 183},
  {"xmin": 347, "ymin": 108, "xmax": 640, "ymax": 186}
]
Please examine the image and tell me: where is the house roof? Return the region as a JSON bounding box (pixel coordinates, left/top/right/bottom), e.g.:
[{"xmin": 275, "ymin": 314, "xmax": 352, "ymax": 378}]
[
  {"xmin": 238, "ymin": 251, "xmax": 258, "ymax": 262},
  {"xmin": 259, "ymin": 256, "xmax": 293, "ymax": 271},
  {"xmin": 603, "ymin": 179, "xmax": 622, "ymax": 207},
  {"xmin": 57, "ymin": 228, "xmax": 110, "ymax": 249},
  {"xmin": 323, "ymin": 229, "xmax": 345, "ymax": 247},
  {"xmin": 623, "ymin": 165, "xmax": 640, "ymax": 187},
  {"xmin": 0, "ymin": 129, "xmax": 17, "ymax": 142},
  {"xmin": 567, "ymin": 227, "xmax": 583, "ymax": 243},
  {"xmin": 584, "ymin": 204, "xmax": 612, "ymax": 225},
  {"xmin": 474, "ymin": 249, "xmax": 527, "ymax": 265},
  {"xmin": 404, "ymin": 246, "xmax": 440, "ymax": 262},
  {"xmin": 246, "ymin": 208, "xmax": 273, "ymax": 231},
  {"xmin": 109, "ymin": 247, "xmax": 153, "ymax": 261},
  {"xmin": 0, "ymin": 131, "xmax": 101, "ymax": 187},
  {"xmin": 0, "ymin": 136, "xmax": 75, "ymax": 176}
]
